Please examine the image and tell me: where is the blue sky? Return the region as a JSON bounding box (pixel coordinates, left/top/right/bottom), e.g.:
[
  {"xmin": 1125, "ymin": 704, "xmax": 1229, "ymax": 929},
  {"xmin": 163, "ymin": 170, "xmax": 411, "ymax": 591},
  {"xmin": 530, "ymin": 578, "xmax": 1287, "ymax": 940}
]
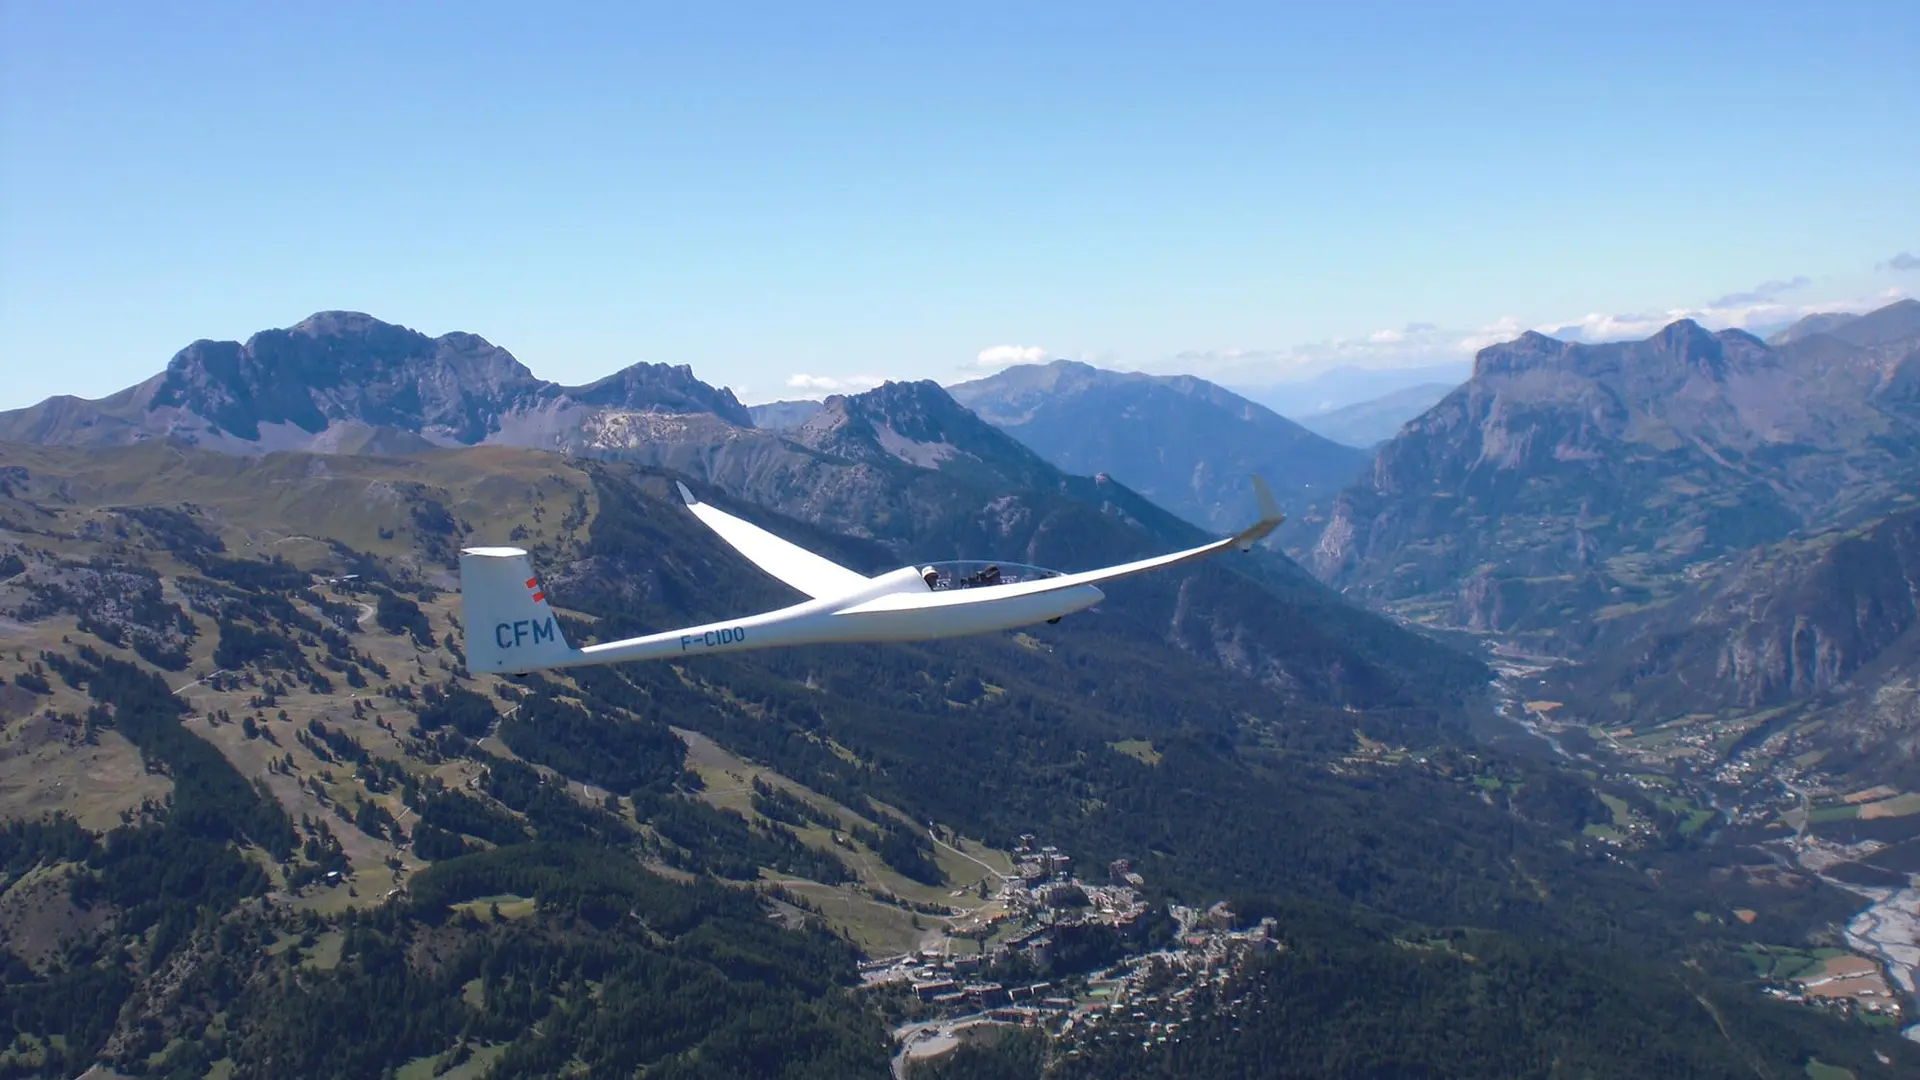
[{"xmin": 3, "ymin": 1, "xmax": 1915, "ymax": 409}]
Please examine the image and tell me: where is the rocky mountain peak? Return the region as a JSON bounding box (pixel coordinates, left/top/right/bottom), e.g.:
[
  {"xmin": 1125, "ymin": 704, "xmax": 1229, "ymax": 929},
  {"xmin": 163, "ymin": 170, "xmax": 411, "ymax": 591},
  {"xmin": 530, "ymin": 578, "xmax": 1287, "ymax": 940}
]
[
  {"xmin": 564, "ymin": 361, "xmax": 752, "ymax": 426},
  {"xmin": 284, "ymin": 310, "xmax": 390, "ymax": 338},
  {"xmin": 838, "ymin": 379, "xmax": 987, "ymax": 440},
  {"xmin": 1656, "ymin": 317, "xmax": 1716, "ymax": 349},
  {"xmin": 1470, "ymin": 330, "xmax": 1565, "ymax": 378},
  {"xmin": 785, "ymin": 380, "xmax": 1057, "ymax": 485},
  {"xmin": 0, "ymin": 312, "xmax": 767, "ymax": 453},
  {"xmin": 144, "ymin": 312, "xmax": 541, "ymax": 443},
  {"xmin": 1471, "ymin": 318, "xmax": 1757, "ymax": 386}
]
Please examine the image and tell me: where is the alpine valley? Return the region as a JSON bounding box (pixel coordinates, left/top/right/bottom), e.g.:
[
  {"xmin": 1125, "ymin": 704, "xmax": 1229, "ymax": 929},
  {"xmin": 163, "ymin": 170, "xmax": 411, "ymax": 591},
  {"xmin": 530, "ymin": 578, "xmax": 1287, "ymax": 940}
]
[
  {"xmin": 1304, "ymin": 299, "xmax": 1920, "ymax": 812},
  {"xmin": 1, "ymin": 311, "xmax": 1917, "ymax": 1078}
]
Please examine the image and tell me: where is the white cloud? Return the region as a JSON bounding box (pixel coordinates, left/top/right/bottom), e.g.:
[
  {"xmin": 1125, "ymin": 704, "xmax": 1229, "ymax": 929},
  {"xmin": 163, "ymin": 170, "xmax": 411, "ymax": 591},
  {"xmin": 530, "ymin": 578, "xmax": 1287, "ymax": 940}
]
[
  {"xmin": 1040, "ymin": 273, "xmax": 1917, "ymax": 394},
  {"xmin": 784, "ymin": 372, "xmax": 887, "ymax": 394},
  {"xmin": 1707, "ymin": 276, "xmax": 1811, "ymax": 307},
  {"xmin": 1456, "ymin": 317, "xmax": 1524, "ymax": 353},
  {"xmin": 1165, "ymin": 327, "xmax": 1464, "ymax": 385},
  {"xmin": 972, "ymin": 344, "xmax": 1050, "ymax": 369},
  {"xmin": 1533, "ymin": 285, "xmax": 1911, "ymax": 345},
  {"xmin": 1143, "ymin": 282, "xmax": 1920, "ymax": 391},
  {"xmin": 1534, "ymin": 310, "xmax": 1672, "ymax": 342}
]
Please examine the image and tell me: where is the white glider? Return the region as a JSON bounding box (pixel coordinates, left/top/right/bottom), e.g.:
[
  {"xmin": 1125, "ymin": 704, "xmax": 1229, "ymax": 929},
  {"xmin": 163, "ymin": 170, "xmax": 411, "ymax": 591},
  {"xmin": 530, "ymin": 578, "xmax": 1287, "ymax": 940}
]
[{"xmin": 460, "ymin": 478, "xmax": 1284, "ymax": 675}]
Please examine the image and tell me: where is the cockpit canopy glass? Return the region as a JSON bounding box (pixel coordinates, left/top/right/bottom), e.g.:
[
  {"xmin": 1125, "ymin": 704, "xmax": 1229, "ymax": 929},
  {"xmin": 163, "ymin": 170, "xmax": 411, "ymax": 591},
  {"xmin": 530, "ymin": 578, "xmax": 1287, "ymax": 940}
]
[{"xmin": 917, "ymin": 561, "xmax": 1061, "ymax": 591}]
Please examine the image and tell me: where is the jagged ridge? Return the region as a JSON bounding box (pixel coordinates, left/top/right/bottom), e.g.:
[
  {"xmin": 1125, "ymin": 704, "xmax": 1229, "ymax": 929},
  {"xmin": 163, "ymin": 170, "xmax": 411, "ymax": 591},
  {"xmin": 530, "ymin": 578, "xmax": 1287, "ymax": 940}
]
[{"xmin": 0, "ymin": 311, "xmax": 753, "ymax": 452}]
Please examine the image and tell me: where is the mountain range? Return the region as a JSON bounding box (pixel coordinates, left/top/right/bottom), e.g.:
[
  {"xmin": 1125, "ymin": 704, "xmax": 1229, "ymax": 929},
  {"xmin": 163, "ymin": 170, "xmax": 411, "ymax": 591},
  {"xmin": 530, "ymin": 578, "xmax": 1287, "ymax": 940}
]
[
  {"xmin": 0, "ymin": 310, "xmax": 755, "ymax": 454},
  {"xmin": 0, "ymin": 311, "xmax": 1480, "ymax": 710},
  {"xmin": 6, "ymin": 307, "xmax": 1920, "ymax": 1075},
  {"xmin": 760, "ymin": 364, "xmax": 1420, "ymax": 529},
  {"xmin": 1284, "ymin": 297, "xmax": 1920, "ymax": 836},
  {"xmin": 1292, "ymin": 381, "xmax": 1459, "ymax": 448},
  {"xmin": 1230, "ymin": 361, "xmax": 1474, "ymax": 421},
  {"xmin": 1311, "ymin": 299, "xmax": 1920, "ymax": 645}
]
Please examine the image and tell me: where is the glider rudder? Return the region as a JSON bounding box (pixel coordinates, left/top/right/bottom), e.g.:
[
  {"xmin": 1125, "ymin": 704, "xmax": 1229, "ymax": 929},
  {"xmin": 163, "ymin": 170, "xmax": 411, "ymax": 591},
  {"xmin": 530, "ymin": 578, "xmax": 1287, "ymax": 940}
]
[{"xmin": 459, "ymin": 546, "xmax": 580, "ymax": 674}]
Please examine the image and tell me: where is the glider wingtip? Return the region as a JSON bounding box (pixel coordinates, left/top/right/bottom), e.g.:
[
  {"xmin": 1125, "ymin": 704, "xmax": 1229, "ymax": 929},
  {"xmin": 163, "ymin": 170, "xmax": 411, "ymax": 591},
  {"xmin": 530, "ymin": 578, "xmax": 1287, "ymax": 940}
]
[
  {"xmin": 1233, "ymin": 475, "xmax": 1284, "ymax": 551},
  {"xmin": 1250, "ymin": 474, "xmax": 1281, "ymax": 521},
  {"xmin": 674, "ymin": 481, "xmax": 700, "ymax": 506}
]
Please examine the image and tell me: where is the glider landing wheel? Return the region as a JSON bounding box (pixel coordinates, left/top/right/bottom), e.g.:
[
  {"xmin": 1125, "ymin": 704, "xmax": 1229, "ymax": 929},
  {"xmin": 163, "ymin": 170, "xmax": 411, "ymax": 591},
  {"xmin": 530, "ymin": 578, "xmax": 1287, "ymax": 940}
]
[{"xmin": 1047, "ymin": 617, "xmax": 1062, "ymax": 624}]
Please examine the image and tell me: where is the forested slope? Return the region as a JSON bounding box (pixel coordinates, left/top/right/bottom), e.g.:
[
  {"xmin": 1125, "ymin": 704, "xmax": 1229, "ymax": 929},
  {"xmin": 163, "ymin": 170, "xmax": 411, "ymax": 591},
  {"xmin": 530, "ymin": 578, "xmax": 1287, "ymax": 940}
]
[{"xmin": 0, "ymin": 441, "xmax": 1911, "ymax": 1077}]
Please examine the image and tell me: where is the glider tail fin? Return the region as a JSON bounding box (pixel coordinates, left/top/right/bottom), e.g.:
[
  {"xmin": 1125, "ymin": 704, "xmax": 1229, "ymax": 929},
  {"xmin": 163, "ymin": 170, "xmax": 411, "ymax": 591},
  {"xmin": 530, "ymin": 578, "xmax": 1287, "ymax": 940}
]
[{"xmin": 459, "ymin": 546, "xmax": 579, "ymax": 674}]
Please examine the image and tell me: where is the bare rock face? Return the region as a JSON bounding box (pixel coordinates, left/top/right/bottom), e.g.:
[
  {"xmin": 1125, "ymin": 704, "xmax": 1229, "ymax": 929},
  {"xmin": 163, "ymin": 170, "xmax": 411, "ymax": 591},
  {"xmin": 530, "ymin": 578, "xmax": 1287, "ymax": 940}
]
[
  {"xmin": 146, "ymin": 312, "xmax": 543, "ymax": 443},
  {"xmin": 1518, "ymin": 501, "xmax": 1920, "ymax": 790},
  {"xmin": 1568, "ymin": 506, "xmax": 1920, "ymax": 720},
  {"xmin": 1312, "ymin": 301, "xmax": 1920, "ymax": 643}
]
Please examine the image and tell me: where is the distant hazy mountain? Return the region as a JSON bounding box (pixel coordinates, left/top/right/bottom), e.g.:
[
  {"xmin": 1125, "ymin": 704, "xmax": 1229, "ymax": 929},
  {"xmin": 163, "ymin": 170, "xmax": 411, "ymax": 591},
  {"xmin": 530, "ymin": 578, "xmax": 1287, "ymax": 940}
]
[
  {"xmin": 1312, "ymin": 299, "xmax": 1920, "ymax": 643},
  {"xmin": 1293, "ymin": 382, "xmax": 1458, "ymax": 448},
  {"xmin": 947, "ymin": 360, "xmax": 1369, "ymax": 536},
  {"xmin": 1231, "ymin": 362, "xmax": 1472, "ymax": 420},
  {"xmin": 1819, "ymin": 297, "xmax": 1920, "ymax": 347},
  {"xmin": 1768, "ymin": 311, "xmax": 1861, "ymax": 346},
  {"xmin": 748, "ymin": 399, "xmax": 823, "ymax": 431}
]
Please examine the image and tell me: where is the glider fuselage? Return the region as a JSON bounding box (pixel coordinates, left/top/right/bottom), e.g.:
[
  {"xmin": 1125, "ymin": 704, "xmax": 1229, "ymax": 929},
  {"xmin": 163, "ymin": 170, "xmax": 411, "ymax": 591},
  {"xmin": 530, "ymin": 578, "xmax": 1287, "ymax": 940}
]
[
  {"xmin": 459, "ymin": 475, "xmax": 1282, "ymax": 677},
  {"xmin": 483, "ymin": 565, "xmax": 1103, "ymax": 674}
]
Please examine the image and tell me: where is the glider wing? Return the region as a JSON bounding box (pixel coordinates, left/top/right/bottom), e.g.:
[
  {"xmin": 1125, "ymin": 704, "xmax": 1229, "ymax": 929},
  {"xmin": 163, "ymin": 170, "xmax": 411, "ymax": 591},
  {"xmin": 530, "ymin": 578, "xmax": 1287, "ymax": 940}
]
[
  {"xmin": 675, "ymin": 481, "xmax": 872, "ymax": 600},
  {"xmin": 840, "ymin": 475, "xmax": 1286, "ymax": 614}
]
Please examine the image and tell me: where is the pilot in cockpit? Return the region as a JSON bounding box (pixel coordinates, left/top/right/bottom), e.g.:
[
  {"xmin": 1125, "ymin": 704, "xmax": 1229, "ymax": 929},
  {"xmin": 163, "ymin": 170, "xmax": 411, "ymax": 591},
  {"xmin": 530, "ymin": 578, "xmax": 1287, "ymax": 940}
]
[{"xmin": 960, "ymin": 564, "xmax": 1002, "ymax": 588}]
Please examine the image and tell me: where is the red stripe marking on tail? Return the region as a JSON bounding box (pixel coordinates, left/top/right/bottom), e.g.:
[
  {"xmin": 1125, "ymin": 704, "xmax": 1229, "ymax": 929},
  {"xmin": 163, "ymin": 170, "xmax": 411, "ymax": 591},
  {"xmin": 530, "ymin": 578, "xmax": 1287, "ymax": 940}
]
[
  {"xmin": 531, "ymin": 592, "xmax": 545, "ymax": 602},
  {"xmin": 525, "ymin": 577, "xmax": 538, "ymax": 588}
]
